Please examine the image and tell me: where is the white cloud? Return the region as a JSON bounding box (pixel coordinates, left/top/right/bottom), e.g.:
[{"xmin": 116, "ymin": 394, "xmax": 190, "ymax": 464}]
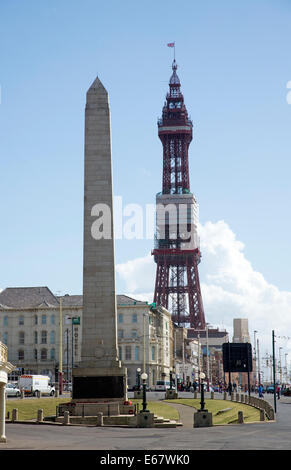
[{"xmin": 116, "ymin": 220, "xmax": 291, "ymax": 370}]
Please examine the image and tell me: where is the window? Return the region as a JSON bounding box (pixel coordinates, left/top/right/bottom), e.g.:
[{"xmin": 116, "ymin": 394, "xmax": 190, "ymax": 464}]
[
  {"xmin": 41, "ymin": 331, "xmax": 47, "ymax": 344},
  {"xmin": 118, "ymin": 329, "xmax": 124, "ymax": 339},
  {"xmin": 50, "ymin": 348, "xmax": 55, "ymax": 360},
  {"xmin": 34, "ymin": 315, "xmax": 38, "ymax": 325},
  {"xmin": 125, "ymin": 346, "xmax": 131, "ymax": 360},
  {"xmin": 19, "ymin": 316, "xmax": 24, "ymax": 326},
  {"xmin": 41, "ymin": 315, "xmax": 47, "ymax": 325},
  {"xmin": 135, "ymin": 346, "xmax": 139, "ymax": 361},
  {"xmin": 118, "ymin": 346, "xmax": 122, "ymax": 361},
  {"xmin": 18, "ymin": 350, "xmax": 24, "ymax": 361},
  {"xmin": 41, "ymin": 349, "xmax": 47, "ymax": 361},
  {"xmin": 151, "ymin": 346, "xmax": 155, "ymax": 361},
  {"xmin": 50, "ymin": 331, "xmax": 55, "ymax": 344},
  {"xmin": 34, "ymin": 331, "xmax": 38, "ymax": 344},
  {"xmin": 50, "ymin": 314, "xmax": 55, "ymax": 325},
  {"xmin": 34, "ymin": 349, "xmax": 38, "ymax": 360},
  {"xmin": 19, "ymin": 331, "xmax": 25, "ymax": 345},
  {"xmin": 3, "ymin": 332, "xmax": 8, "ymax": 345},
  {"xmin": 132, "ymin": 313, "xmax": 137, "ymax": 323},
  {"xmin": 166, "ymin": 321, "xmax": 169, "ymax": 330},
  {"xmin": 131, "ymin": 329, "xmax": 138, "ymax": 338},
  {"xmin": 118, "ymin": 313, "xmax": 123, "ymax": 323},
  {"xmin": 3, "ymin": 316, "xmax": 8, "ymax": 327}
]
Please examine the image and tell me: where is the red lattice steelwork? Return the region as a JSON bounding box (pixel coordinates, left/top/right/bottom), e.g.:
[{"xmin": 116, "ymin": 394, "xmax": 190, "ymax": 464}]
[{"xmin": 152, "ymin": 60, "xmax": 205, "ymax": 329}]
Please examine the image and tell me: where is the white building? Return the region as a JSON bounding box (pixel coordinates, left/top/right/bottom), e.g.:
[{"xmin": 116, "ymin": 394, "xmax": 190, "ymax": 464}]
[{"xmin": 0, "ymin": 287, "xmax": 173, "ymax": 388}]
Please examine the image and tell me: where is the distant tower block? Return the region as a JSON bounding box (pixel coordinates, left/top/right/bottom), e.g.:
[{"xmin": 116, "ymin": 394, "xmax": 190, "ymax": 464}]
[
  {"xmin": 152, "ymin": 60, "xmax": 205, "ymax": 329},
  {"xmin": 72, "ymin": 77, "xmax": 127, "ymax": 402}
]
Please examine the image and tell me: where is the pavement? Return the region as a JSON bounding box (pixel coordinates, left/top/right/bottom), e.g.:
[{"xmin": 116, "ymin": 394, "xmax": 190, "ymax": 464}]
[{"xmin": 1, "ymin": 392, "xmax": 291, "ymax": 450}]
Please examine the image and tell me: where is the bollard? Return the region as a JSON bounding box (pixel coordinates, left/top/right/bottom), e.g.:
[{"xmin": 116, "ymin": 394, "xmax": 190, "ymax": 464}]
[
  {"xmin": 211, "ymin": 391, "xmax": 214, "ymax": 400},
  {"xmin": 12, "ymin": 409, "xmax": 18, "ymax": 422},
  {"xmin": 21, "ymin": 390, "xmax": 25, "ymax": 399},
  {"xmin": 63, "ymin": 411, "xmax": 70, "ymax": 425},
  {"xmin": 194, "ymin": 391, "xmax": 197, "ymax": 399},
  {"xmin": 238, "ymin": 411, "xmax": 244, "ymax": 424},
  {"xmin": 96, "ymin": 412, "xmax": 103, "ymax": 427},
  {"xmin": 37, "ymin": 409, "xmax": 44, "ymax": 423},
  {"xmin": 223, "ymin": 391, "xmax": 227, "ymax": 400},
  {"xmin": 231, "ymin": 392, "xmax": 234, "ymax": 401},
  {"xmin": 55, "ymin": 390, "xmax": 59, "ymax": 398},
  {"xmin": 236, "ymin": 393, "xmax": 239, "ymax": 402},
  {"xmin": 260, "ymin": 409, "xmax": 265, "ymax": 421}
]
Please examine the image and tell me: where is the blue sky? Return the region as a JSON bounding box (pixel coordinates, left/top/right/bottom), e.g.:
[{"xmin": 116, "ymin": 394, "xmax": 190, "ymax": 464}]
[{"xmin": 1, "ymin": 0, "xmax": 291, "ymax": 303}]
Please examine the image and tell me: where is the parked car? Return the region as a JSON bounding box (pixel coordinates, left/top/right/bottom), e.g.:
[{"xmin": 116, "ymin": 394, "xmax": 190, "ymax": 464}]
[
  {"xmin": 266, "ymin": 385, "xmax": 274, "ymax": 393},
  {"xmin": 5, "ymin": 383, "xmax": 21, "ymax": 397},
  {"xmin": 155, "ymin": 380, "xmax": 171, "ymax": 391}
]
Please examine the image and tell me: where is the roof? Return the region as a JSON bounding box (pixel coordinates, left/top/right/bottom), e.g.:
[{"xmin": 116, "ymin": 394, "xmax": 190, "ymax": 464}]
[
  {"xmin": 116, "ymin": 295, "xmax": 147, "ymax": 306},
  {"xmin": 0, "ymin": 287, "xmax": 148, "ymax": 309},
  {"xmin": 0, "ymin": 287, "xmax": 59, "ymax": 309},
  {"xmin": 59, "ymin": 295, "xmax": 83, "ymax": 307}
]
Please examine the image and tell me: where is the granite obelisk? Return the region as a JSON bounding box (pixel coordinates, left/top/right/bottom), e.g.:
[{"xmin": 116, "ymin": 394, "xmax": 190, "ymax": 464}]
[{"xmin": 72, "ymin": 77, "xmax": 127, "ymax": 402}]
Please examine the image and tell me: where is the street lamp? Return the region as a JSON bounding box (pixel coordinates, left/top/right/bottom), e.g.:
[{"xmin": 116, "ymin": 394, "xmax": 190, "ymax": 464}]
[
  {"xmin": 199, "ymin": 372, "xmax": 206, "ymax": 411},
  {"xmin": 169, "ymin": 370, "xmax": 173, "ymax": 390},
  {"xmin": 141, "ymin": 372, "xmax": 149, "ymax": 412},
  {"xmin": 137, "ymin": 368, "xmax": 141, "ymax": 391}
]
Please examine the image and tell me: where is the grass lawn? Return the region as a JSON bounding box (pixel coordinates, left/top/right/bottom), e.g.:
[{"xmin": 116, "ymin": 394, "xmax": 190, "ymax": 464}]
[
  {"xmin": 164, "ymin": 398, "xmax": 262, "ymax": 425},
  {"xmin": 131, "ymin": 399, "xmax": 179, "ymax": 420},
  {"xmin": 5, "ymin": 398, "xmax": 70, "ymax": 421},
  {"xmin": 5, "ymin": 397, "xmax": 179, "ymax": 422}
]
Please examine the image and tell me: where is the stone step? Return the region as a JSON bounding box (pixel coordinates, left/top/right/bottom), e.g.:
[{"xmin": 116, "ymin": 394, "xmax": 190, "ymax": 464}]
[{"xmin": 154, "ymin": 420, "xmax": 182, "ymax": 428}]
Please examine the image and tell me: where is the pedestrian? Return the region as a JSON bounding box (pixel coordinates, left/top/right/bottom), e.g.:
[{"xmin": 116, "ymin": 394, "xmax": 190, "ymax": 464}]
[
  {"xmin": 258, "ymin": 384, "xmax": 264, "ymax": 398},
  {"xmin": 276, "ymin": 384, "xmax": 281, "ymax": 400},
  {"xmin": 227, "ymin": 382, "xmax": 232, "ymax": 396}
]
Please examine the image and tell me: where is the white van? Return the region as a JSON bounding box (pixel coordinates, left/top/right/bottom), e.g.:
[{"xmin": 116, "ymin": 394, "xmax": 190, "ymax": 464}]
[
  {"xmin": 155, "ymin": 380, "xmax": 171, "ymax": 391},
  {"xmin": 18, "ymin": 375, "xmax": 55, "ymax": 396}
]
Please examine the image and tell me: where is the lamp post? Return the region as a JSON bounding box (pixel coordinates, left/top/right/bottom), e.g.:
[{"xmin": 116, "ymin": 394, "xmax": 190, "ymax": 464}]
[
  {"xmin": 279, "ymin": 347, "xmax": 283, "ymax": 385},
  {"xmin": 254, "ymin": 330, "xmax": 258, "ymax": 386},
  {"xmin": 170, "ymin": 370, "xmax": 173, "ymax": 390},
  {"xmin": 206, "ymin": 323, "xmax": 210, "ymax": 391},
  {"xmin": 137, "ymin": 368, "xmax": 141, "ymax": 391},
  {"xmin": 141, "ymin": 372, "xmax": 149, "ymax": 412},
  {"xmin": 199, "ymin": 372, "xmax": 206, "ymax": 411},
  {"xmin": 58, "ymin": 297, "xmax": 63, "ymax": 395}
]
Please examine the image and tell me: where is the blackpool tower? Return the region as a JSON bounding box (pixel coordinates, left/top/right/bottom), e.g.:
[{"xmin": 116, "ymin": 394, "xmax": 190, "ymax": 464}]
[{"xmin": 152, "ymin": 59, "xmax": 206, "ymax": 329}]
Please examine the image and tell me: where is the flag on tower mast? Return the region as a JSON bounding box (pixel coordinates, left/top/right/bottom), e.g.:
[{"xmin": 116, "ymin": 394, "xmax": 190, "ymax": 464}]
[{"xmin": 167, "ymin": 42, "xmax": 176, "ymax": 60}]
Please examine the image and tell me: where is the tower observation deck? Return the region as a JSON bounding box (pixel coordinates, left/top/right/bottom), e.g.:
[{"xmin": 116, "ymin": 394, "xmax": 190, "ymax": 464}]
[{"xmin": 152, "ymin": 60, "xmax": 205, "ymax": 329}]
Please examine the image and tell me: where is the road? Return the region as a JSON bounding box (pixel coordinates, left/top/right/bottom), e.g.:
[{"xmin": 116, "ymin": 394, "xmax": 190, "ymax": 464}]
[{"xmin": 1, "ymin": 392, "xmax": 290, "ymax": 450}]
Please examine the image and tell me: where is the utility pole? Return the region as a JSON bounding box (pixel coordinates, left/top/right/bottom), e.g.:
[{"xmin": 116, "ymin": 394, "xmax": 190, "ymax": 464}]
[
  {"xmin": 272, "ymin": 330, "xmax": 276, "ymax": 413},
  {"xmin": 143, "ymin": 313, "xmax": 146, "ymax": 375},
  {"xmin": 206, "ymin": 324, "xmax": 210, "ymax": 391},
  {"xmin": 174, "ymin": 329, "xmax": 177, "ymax": 392},
  {"xmin": 58, "ymin": 297, "xmax": 63, "ymax": 394},
  {"xmin": 257, "ymin": 338, "xmax": 260, "ymax": 386},
  {"xmin": 253, "ymin": 330, "xmax": 257, "ymax": 386},
  {"xmin": 197, "ymin": 333, "xmax": 201, "ymax": 392},
  {"xmin": 182, "ymin": 332, "xmax": 185, "ymax": 385},
  {"xmin": 279, "ymin": 347, "xmax": 283, "ymax": 384}
]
